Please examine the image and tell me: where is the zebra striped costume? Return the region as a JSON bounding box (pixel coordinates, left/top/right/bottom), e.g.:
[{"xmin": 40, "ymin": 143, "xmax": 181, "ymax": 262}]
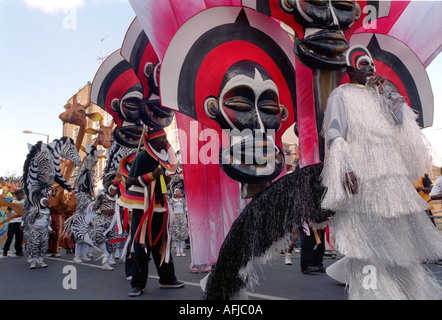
[
  {"xmin": 21, "ymin": 137, "xmax": 81, "ymax": 269},
  {"xmin": 20, "ymin": 138, "xmax": 81, "ymax": 268},
  {"xmin": 91, "ymin": 173, "xmax": 123, "ymax": 255},
  {"xmin": 69, "ymin": 193, "xmax": 94, "ymax": 243},
  {"xmin": 21, "ymin": 137, "xmax": 81, "ymax": 209},
  {"xmin": 21, "ymin": 142, "xmax": 55, "ymax": 209},
  {"xmin": 70, "ymin": 196, "xmax": 118, "ymax": 254},
  {"xmin": 94, "ymin": 141, "xmax": 131, "ymax": 250},
  {"xmin": 23, "ymin": 206, "xmax": 51, "ymax": 267},
  {"xmin": 21, "ymin": 182, "xmax": 52, "ymax": 268},
  {"xmin": 21, "ymin": 142, "xmax": 54, "ymax": 268},
  {"xmin": 74, "ymin": 145, "xmax": 103, "ymax": 196},
  {"xmin": 104, "ymin": 141, "xmax": 132, "ymax": 174},
  {"xmin": 64, "ymin": 145, "xmax": 103, "ymax": 263},
  {"xmin": 21, "ymin": 138, "xmax": 80, "ymax": 268},
  {"xmin": 48, "ymin": 137, "xmax": 81, "ymax": 191}
]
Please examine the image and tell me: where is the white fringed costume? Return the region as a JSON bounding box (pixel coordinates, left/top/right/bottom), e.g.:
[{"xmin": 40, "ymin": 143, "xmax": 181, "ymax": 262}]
[{"xmin": 322, "ymin": 83, "xmax": 442, "ymax": 300}]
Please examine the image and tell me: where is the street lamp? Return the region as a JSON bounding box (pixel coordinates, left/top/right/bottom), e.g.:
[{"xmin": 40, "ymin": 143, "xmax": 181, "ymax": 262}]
[{"xmin": 23, "ymin": 130, "xmax": 50, "ymax": 144}]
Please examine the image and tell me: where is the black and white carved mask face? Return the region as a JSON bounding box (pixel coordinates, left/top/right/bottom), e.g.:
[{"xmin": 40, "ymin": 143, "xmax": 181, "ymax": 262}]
[
  {"xmin": 280, "ymin": 0, "xmax": 361, "ymax": 69},
  {"xmin": 204, "ymin": 61, "xmax": 287, "ymax": 183}
]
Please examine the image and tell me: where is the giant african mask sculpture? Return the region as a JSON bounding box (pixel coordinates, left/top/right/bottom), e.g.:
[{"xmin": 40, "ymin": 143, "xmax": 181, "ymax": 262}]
[
  {"xmin": 121, "ymin": 18, "xmax": 174, "ymax": 130},
  {"xmin": 159, "ymin": 7, "xmax": 296, "ymax": 186},
  {"xmin": 204, "ymin": 61, "xmax": 288, "ymax": 184},
  {"xmin": 90, "ymin": 50, "xmax": 144, "ymax": 149},
  {"xmin": 126, "ymin": 0, "xmax": 439, "ymax": 300},
  {"xmin": 279, "ymin": 0, "xmax": 361, "ymax": 70}
]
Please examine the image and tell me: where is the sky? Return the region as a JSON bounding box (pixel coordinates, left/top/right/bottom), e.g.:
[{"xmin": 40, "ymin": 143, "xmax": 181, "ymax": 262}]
[
  {"xmin": 0, "ymin": 0, "xmax": 136, "ymax": 177},
  {"xmin": 0, "ymin": 0, "xmax": 441, "ymax": 177}
]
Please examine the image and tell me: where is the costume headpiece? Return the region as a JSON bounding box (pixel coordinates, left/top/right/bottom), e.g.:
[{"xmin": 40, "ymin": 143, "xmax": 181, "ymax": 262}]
[
  {"xmin": 118, "ymin": 152, "xmax": 137, "ymax": 178},
  {"xmin": 348, "ymin": 33, "xmax": 433, "ymax": 128},
  {"xmin": 159, "ymin": 6, "xmax": 296, "ymax": 138},
  {"xmin": 91, "ymin": 50, "xmax": 143, "ymax": 126},
  {"xmin": 90, "ymin": 50, "xmax": 144, "ymax": 148},
  {"xmin": 121, "ymin": 18, "xmax": 174, "ymax": 129},
  {"xmin": 146, "ymin": 127, "xmax": 166, "ymax": 141},
  {"xmin": 141, "ymin": 127, "xmax": 177, "ymax": 172},
  {"xmin": 121, "ymin": 18, "xmax": 159, "ymax": 99},
  {"xmin": 158, "ymin": 7, "xmax": 296, "ymax": 184},
  {"xmin": 346, "ymin": 45, "xmax": 376, "ymax": 72}
]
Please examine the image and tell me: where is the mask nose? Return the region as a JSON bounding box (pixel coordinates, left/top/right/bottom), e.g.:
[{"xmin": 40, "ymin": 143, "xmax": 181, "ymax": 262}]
[
  {"xmin": 326, "ymin": 0, "xmax": 340, "ymax": 30},
  {"xmin": 252, "ymin": 113, "xmax": 265, "ymax": 132}
]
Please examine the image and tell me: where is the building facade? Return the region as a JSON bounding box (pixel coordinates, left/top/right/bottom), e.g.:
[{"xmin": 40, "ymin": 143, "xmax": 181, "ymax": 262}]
[{"xmin": 61, "ymin": 83, "xmax": 112, "ymax": 191}]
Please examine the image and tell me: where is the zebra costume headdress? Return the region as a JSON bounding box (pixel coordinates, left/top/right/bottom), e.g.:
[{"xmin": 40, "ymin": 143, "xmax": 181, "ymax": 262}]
[
  {"xmin": 47, "ymin": 137, "xmax": 81, "ymax": 191},
  {"xmin": 21, "ymin": 142, "xmax": 55, "ymax": 209},
  {"xmin": 102, "ymin": 141, "xmax": 132, "ymax": 175},
  {"xmin": 64, "ymin": 145, "xmax": 104, "ymax": 245},
  {"xmin": 75, "ymin": 145, "xmax": 105, "ymax": 196},
  {"xmin": 22, "ymin": 179, "xmax": 52, "ymax": 227},
  {"xmin": 21, "ymin": 137, "xmax": 81, "ymax": 209}
]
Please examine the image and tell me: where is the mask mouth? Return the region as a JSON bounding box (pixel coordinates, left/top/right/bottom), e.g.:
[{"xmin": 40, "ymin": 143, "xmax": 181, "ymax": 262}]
[
  {"xmin": 139, "ymin": 99, "xmax": 174, "ymax": 128},
  {"xmin": 113, "ymin": 124, "xmax": 144, "ymax": 149},
  {"xmin": 220, "ymin": 133, "xmax": 285, "ymax": 183},
  {"xmin": 296, "ymin": 29, "xmax": 349, "ymax": 70},
  {"xmin": 365, "ymin": 68, "xmax": 374, "ymax": 76}
]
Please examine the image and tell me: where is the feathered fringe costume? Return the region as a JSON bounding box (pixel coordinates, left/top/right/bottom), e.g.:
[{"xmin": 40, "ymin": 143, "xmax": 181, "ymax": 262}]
[
  {"xmin": 321, "ymin": 84, "xmax": 442, "ymax": 300},
  {"xmin": 204, "ymin": 163, "xmax": 333, "ymax": 300}
]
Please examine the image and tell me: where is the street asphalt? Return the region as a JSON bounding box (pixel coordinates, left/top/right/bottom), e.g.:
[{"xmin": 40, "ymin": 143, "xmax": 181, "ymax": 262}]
[
  {"xmin": 0, "ymin": 248, "xmax": 342, "ymax": 300},
  {"xmin": 1, "ymin": 247, "xmax": 441, "ymax": 302},
  {"xmin": 1, "ymin": 245, "xmax": 441, "ymax": 320}
]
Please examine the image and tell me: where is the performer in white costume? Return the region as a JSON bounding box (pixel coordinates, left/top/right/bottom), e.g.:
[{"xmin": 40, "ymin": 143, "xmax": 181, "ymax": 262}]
[
  {"xmin": 321, "ymin": 45, "xmax": 442, "ymax": 300},
  {"xmin": 169, "ymin": 188, "xmax": 189, "ymax": 257}
]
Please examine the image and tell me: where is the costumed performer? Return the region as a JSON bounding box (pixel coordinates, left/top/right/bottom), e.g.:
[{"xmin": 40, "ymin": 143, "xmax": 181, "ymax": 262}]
[
  {"xmin": 91, "ymin": 169, "xmax": 126, "ymax": 271},
  {"xmin": 119, "ymin": 127, "xmax": 183, "ymax": 297},
  {"xmin": 22, "ymin": 188, "xmax": 52, "ymax": 269},
  {"xmin": 20, "ymin": 141, "xmax": 57, "ymax": 269},
  {"xmin": 68, "ymin": 145, "xmax": 103, "ymax": 264},
  {"xmin": 169, "ymin": 187, "xmax": 189, "ymax": 258},
  {"xmin": 321, "ymin": 45, "xmax": 442, "ymax": 299}
]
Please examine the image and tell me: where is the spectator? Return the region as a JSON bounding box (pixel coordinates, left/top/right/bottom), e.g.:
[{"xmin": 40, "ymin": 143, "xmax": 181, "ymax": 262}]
[{"xmin": 2, "ymin": 189, "xmax": 25, "ymax": 257}]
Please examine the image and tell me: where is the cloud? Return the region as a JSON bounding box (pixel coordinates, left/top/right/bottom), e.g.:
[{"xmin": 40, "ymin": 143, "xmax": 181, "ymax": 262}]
[
  {"xmin": 0, "ymin": 127, "xmax": 19, "ymax": 137},
  {"xmin": 24, "ymin": 0, "xmax": 85, "ymax": 14}
]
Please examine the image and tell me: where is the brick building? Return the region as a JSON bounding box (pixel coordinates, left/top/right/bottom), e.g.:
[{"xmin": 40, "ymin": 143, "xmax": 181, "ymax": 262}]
[{"xmin": 61, "ymin": 83, "xmax": 112, "ymax": 191}]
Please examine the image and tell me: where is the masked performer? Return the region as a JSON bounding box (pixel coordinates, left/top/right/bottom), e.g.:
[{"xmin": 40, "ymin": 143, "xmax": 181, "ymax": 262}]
[
  {"xmin": 169, "ymin": 187, "xmax": 188, "ymax": 258},
  {"xmin": 22, "ymin": 187, "xmax": 52, "ymax": 269},
  {"xmin": 321, "ymin": 45, "xmax": 442, "ymax": 299},
  {"xmin": 91, "ymin": 169, "xmax": 125, "ymax": 270},
  {"xmin": 21, "ymin": 142, "xmax": 56, "ymax": 269},
  {"xmin": 65, "ymin": 145, "xmax": 104, "ymax": 264},
  {"xmin": 120, "ymin": 127, "xmax": 183, "ymax": 297}
]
